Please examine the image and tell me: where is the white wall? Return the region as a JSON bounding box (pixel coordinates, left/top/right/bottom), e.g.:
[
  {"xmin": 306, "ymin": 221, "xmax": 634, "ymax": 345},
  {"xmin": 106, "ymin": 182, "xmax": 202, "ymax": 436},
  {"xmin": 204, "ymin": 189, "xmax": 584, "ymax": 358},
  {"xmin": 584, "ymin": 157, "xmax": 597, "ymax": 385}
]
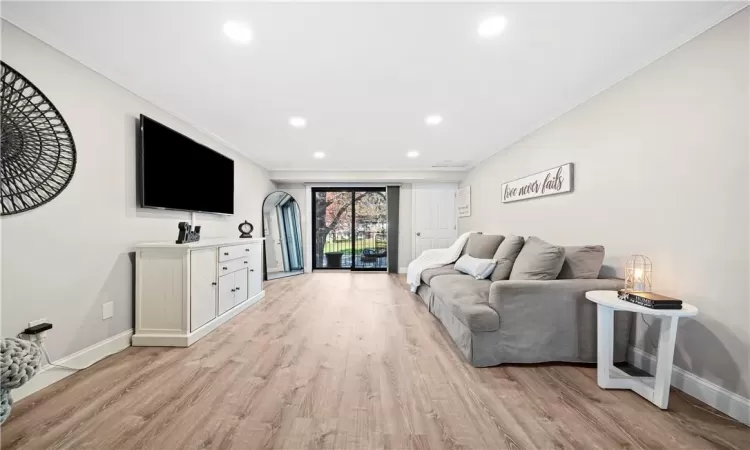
[
  {"xmin": 460, "ymin": 10, "xmax": 749, "ymax": 399},
  {"xmin": 0, "ymin": 21, "xmax": 275, "ymax": 361},
  {"xmin": 398, "ymin": 184, "xmax": 413, "ymax": 271}
]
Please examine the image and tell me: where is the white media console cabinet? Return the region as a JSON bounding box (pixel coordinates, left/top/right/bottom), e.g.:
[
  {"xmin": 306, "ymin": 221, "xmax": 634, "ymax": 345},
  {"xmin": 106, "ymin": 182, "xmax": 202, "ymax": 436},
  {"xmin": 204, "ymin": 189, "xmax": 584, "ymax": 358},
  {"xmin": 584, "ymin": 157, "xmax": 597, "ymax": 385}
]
[{"xmin": 133, "ymin": 237, "xmax": 265, "ymax": 347}]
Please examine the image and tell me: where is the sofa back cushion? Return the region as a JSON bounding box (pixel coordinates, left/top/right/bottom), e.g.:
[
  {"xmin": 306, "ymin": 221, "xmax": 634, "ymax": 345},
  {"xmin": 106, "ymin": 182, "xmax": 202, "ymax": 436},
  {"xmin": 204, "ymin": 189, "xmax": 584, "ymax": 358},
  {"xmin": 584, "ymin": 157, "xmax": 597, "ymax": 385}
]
[
  {"xmin": 489, "ymin": 235, "xmax": 525, "ymax": 281},
  {"xmin": 465, "ymin": 233, "xmax": 505, "ymax": 259},
  {"xmin": 557, "ymin": 245, "xmax": 605, "ymax": 279},
  {"xmin": 454, "ymin": 255, "xmax": 497, "ymax": 280},
  {"xmin": 509, "ymin": 236, "xmax": 566, "ymax": 280}
]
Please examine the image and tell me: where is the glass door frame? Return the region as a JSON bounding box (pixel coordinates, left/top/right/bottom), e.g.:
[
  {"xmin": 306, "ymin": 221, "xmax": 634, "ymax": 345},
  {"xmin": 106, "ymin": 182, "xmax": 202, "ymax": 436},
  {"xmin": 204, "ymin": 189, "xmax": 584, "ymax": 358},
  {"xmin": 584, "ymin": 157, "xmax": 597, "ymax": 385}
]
[{"xmin": 311, "ymin": 187, "xmax": 387, "ymax": 272}]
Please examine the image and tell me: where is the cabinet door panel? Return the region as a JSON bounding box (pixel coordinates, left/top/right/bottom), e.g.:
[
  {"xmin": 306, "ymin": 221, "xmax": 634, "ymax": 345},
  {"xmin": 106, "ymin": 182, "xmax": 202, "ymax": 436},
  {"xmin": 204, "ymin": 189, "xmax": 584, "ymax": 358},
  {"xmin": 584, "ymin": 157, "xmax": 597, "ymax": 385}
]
[
  {"xmin": 218, "ymin": 273, "xmax": 235, "ymax": 315},
  {"xmin": 190, "ymin": 248, "xmax": 217, "ymax": 332},
  {"xmin": 233, "ymin": 268, "xmax": 248, "ymax": 305},
  {"xmin": 248, "ymin": 243, "xmax": 263, "ymax": 297}
]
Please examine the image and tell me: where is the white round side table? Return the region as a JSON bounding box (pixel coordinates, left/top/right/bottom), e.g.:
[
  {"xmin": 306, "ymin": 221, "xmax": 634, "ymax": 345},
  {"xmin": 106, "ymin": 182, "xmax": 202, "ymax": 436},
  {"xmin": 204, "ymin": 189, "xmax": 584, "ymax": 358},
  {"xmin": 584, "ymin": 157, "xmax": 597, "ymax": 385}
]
[{"xmin": 585, "ymin": 290, "xmax": 698, "ymax": 409}]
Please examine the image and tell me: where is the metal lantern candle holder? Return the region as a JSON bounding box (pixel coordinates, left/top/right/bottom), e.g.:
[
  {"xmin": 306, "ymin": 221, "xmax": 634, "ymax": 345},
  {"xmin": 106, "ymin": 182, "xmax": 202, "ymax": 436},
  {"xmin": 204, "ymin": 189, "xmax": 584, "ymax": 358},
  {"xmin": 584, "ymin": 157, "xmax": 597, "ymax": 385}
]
[{"xmin": 625, "ymin": 254, "xmax": 652, "ymax": 292}]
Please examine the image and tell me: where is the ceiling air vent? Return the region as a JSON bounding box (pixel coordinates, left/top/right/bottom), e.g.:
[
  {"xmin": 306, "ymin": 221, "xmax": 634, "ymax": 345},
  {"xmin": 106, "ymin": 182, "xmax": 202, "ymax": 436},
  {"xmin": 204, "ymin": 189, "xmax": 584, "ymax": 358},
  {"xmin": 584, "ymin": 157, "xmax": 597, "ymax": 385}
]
[{"xmin": 431, "ymin": 160, "xmax": 470, "ymax": 169}]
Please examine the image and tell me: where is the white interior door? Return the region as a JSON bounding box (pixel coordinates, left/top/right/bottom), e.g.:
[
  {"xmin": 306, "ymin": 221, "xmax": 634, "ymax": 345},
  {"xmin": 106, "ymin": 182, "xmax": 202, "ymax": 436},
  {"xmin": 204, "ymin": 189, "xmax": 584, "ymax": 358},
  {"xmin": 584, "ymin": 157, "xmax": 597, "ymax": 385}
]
[{"xmin": 413, "ymin": 184, "xmax": 458, "ymax": 259}]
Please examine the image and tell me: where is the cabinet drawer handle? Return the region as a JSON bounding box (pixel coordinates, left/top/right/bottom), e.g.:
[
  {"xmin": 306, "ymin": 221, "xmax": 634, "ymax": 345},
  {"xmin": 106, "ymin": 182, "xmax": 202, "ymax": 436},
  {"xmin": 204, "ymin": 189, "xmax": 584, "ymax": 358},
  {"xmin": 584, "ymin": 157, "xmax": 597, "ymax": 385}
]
[
  {"xmin": 236, "ymin": 286, "xmax": 240, "ymax": 290},
  {"xmin": 211, "ymin": 282, "xmax": 217, "ymax": 286},
  {"xmin": 250, "ymin": 269, "xmax": 254, "ymax": 272},
  {"xmin": 222, "ymin": 267, "xmax": 228, "ymax": 271},
  {"xmin": 245, "ymin": 249, "xmax": 250, "ymax": 252},
  {"xmin": 231, "ymin": 288, "xmax": 235, "ymax": 292},
  {"xmin": 224, "ymin": 252, "xmax": 229, "ymax": 256},
  {"xmin": 243, "ymin": 261, "xmax": 248, "ymax": 264}
]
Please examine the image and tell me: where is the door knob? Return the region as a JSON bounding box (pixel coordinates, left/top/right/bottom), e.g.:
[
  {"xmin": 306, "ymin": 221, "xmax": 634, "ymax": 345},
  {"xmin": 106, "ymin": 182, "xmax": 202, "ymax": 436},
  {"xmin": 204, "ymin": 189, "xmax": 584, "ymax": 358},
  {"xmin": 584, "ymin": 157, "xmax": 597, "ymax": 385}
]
[{"xmin": 416, "ymin": 232, "xmax": 421, "ymax": 236}]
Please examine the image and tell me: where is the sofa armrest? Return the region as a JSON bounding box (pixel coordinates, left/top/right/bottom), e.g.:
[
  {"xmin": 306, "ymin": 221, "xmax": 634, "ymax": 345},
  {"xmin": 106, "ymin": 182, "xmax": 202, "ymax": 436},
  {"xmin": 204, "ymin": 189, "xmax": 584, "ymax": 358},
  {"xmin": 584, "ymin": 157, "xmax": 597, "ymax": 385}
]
[{"xmin": 489, "ymin": 278, "xmax": 624, "ymax": 315}]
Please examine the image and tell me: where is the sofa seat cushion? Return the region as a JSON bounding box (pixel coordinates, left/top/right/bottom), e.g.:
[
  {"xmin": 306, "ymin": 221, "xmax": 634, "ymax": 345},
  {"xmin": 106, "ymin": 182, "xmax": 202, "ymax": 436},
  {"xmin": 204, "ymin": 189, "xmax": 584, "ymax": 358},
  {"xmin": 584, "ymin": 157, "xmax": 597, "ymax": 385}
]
[
  {"xmin": 421, "ymin": 265, "xmax": 462, "ymax": 285},
  {"xmin": 430, "ymin": 275, "xmax": 499, "ymax": 332}
]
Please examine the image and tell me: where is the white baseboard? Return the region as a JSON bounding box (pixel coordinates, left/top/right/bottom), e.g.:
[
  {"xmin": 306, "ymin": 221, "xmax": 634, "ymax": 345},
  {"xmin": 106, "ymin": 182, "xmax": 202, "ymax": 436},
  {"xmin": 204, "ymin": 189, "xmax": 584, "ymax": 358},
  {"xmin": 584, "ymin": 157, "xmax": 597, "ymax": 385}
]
[
  {"xmin": 12, "ymin": 329, "xmax": 133, "ymax": 402},
  {"xmin": 132, "ymin": 290, "xmax": 265, "ymax": 347},
  {"xmin": 398, "ymin": 267, "xmax": 407, "ymax": 274},
  {"xmin": 629, "ymin": 346, "xmax": 750, "ymax": 426}
]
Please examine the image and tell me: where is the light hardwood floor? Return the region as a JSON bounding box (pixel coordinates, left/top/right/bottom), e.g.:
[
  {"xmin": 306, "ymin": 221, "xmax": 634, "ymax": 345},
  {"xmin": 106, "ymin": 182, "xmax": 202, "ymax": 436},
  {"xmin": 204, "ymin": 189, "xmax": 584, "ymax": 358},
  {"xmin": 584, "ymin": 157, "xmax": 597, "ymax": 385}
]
[{"xmin": 2, "ymin": 273, "xmax": 749, "ymax": 449}]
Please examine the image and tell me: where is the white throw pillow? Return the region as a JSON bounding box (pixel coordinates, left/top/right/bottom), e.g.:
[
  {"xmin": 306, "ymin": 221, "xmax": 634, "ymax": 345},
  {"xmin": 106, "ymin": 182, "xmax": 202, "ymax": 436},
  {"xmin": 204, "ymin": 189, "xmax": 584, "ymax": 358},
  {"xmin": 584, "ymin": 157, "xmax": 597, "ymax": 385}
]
[{"xmin": 454, "ymin": 254, "xmax": 497, "ymax": 280}]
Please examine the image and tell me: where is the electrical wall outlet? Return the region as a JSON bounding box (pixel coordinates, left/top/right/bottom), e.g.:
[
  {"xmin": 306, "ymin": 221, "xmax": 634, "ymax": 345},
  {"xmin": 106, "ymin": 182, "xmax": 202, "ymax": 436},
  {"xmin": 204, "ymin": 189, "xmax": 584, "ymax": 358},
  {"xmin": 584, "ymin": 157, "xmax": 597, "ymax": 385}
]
[
  {"xmin": 102, "ymin": 302, "xmax": 114, "ymax": 320},
  {"xmin": 28, "ymin": 318, "xmax": 48, "ymax": 328}
]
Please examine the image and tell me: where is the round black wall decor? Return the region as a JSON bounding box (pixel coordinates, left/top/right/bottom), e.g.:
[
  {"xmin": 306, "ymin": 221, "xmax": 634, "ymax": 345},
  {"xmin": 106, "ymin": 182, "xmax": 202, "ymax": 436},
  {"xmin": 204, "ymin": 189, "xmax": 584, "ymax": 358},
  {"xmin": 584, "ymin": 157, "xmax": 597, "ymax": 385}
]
[{"xmin": 1, "ymin": 61, "xmax": 76, "ymax": 216}]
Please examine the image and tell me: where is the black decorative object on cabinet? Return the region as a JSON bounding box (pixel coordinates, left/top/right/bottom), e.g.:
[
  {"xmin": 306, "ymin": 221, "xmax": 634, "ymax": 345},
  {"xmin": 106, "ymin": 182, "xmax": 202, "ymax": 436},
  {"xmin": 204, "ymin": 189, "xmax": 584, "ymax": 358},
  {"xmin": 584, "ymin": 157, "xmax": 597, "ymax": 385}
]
[
  {"xmin": 0, "ymin": 61, "xmax": 77, "ymax": 216},
  {"xmin": 176, "ymin": 222, "xmax": 201, "ymax": 244},
  {"xmin": 238, "ymin": 221, "xmax": 254, "ymax": 238}
]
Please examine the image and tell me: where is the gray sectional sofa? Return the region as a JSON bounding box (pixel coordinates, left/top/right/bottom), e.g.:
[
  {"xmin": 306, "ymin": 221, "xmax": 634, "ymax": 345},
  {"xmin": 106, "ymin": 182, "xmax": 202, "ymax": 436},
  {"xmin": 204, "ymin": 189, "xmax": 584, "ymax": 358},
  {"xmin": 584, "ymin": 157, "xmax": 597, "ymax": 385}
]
[{"xmin": 415, "ymin": 234, "xmax": 633, "ymax": 367}]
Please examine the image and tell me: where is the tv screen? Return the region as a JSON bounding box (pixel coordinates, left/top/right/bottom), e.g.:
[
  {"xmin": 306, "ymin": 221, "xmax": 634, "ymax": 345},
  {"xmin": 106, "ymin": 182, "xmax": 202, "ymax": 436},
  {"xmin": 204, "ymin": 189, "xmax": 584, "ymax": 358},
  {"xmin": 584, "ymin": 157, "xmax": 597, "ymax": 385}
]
[{"xmin": 139, "ymin": 115, "xmax": 234, "ymax": 214}]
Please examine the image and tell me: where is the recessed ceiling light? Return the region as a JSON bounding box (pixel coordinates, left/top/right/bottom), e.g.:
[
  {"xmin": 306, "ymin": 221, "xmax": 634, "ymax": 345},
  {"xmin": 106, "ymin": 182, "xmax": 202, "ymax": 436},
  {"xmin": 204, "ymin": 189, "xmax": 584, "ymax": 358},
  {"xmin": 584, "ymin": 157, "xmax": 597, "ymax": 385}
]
[
  {"xmin": 313, "ymin": 151, "xmax": 325, "ymax": 159},
  {"xmin": 223, "ymin": 21, "xmax": 253, "ymax": 44},
  {"xmin": 289, "ymin": 117, "xmax": 307, "ymax": 128},
  {"xmin": 478, "ymin": 15, "xmax": 508, "ymax": 38},
  {"xmin": 425, "ymin": 115, "xmax": 443, "ymax": 126},
  {"xmin": 406, "ymin": 150, "xmax": 420, "ymax": 158}
]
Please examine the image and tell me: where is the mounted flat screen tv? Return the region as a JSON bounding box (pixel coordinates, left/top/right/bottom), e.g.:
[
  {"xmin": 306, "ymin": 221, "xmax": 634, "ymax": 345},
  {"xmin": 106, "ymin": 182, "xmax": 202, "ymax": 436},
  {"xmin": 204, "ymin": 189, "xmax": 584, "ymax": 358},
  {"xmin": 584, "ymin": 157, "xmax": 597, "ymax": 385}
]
[{"xmin": 139, "ymin": 115, "xmax": 234, "ymax": 214}]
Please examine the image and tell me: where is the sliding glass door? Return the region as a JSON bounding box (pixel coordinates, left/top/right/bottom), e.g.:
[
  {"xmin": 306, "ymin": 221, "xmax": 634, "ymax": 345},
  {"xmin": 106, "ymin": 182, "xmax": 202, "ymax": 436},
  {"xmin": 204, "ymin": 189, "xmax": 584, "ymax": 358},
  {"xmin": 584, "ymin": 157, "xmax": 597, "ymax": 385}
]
[
  {"xmin": 313, "ymin": 189, "xmax": 352, "ymax": 269},
  {"xmin": 312, "ymin": 188, "xmax": 387, "ymax": 271},
  {"xmin": 352, "ymin": 190, "xmax": 387, "ymax": 269}
]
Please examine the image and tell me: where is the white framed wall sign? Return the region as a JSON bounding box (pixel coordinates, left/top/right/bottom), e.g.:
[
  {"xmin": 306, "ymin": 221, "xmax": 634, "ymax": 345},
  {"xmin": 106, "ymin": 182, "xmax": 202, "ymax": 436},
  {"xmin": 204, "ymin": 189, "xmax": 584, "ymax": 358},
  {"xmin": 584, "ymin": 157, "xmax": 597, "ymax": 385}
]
[
  {"xmin": 456, "ymin": 186, "xmax": 471, "ymax": 217},
  {"xmin": 501, "ymin": 163, "xmax": 574, "ymax": 203}
]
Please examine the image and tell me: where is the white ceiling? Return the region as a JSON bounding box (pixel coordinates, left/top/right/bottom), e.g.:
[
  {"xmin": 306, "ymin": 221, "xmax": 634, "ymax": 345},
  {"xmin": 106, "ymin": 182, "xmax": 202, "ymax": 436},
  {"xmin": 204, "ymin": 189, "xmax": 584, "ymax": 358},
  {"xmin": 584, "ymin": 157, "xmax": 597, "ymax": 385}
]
[{"xmin": 2, "ymin": 2, "xmax": 744, "ymax": 172}]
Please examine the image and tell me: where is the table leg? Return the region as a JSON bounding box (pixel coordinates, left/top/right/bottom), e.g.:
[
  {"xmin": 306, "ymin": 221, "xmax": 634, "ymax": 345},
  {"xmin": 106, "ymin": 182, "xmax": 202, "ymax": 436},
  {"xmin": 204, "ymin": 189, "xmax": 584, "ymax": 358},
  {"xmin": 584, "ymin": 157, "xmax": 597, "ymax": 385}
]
[
  {"xmin": 597, "ymin": 305, "xmax": 614, "ymax": 388},
  {"xmin": 653, "ymin": 316, "xmax": 679, "ymax": 409}
]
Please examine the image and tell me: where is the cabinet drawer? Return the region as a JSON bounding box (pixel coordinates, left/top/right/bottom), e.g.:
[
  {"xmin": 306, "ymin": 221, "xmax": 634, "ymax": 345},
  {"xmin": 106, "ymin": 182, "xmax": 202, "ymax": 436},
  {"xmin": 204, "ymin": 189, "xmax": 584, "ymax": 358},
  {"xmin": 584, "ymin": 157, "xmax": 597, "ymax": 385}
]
[
  {"xmin": 218, "ymin": 257, "xmax": 250, "ymax": 275},
  {"xmin": 218, "ymin": 243, "xmax": 256, "ymax": 262}
]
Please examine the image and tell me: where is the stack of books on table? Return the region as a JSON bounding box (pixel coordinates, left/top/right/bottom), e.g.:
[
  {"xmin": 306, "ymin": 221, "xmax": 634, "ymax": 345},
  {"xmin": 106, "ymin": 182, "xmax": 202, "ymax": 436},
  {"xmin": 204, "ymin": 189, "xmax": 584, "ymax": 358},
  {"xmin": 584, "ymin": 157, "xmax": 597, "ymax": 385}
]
[{"xmin": 617, "ymin": 289, "xmax": 683, "ymax": 310}]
